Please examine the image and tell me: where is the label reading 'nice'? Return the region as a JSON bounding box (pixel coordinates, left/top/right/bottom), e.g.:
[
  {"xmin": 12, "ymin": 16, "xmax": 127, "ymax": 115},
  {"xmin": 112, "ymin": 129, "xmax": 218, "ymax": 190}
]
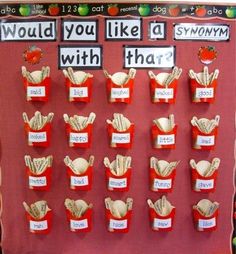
[
  {"xmin": 198, "ymin": 217, "xmax": 216, "ymax": 228},
  {"xmin": 111, "ymin": 88, "xmax": 129, "ymax": 99},
  {"xmin": 30, "ymin": 220, "xmax": 48, "ymax": 231},
  {"xmin": 71, "ymin": 175, "xmax": 88, "ymax": 186},
  {"xmin": 196, "ymin": 88, "xmax": 214, "ymax": 98},
  {"xmin": 112, "ymin": 133, "xmax": 130, "ymax": 144},
  {"xmin": 153, "ymin": 178, "xmax": 172, "ymax": 189},
  {"xmin": 155, "ymin": 88, "xmax": 174, "ymax": 99},
  {"xmin": 29, "ymin": 176, "xmax": 47, "ymax": 187},
  {"xmin": 109, "ymin": 177, "xmax": 127, "ymax": 188},
  {"xmin": 27, "ymin": 86, "xmax": 46, "ymax": 97},
  {"xmin": 70, "ymin": 132, "xmax": 88, "ymax": 143},
  {"xmin": 28, "ymin": 132, "xmax": 47, "ymax": 142},
  {"xmin": 196, "ymin": 135, "xmax": 215, "ymax": 146},
  {"xmin": 70, "ymin": 87, "xmax": 88, "ymax": 98},
  {"xmin": 196, "ymin": 179, "xmax": 214, "ymax": 189},
  {"xmin": 109, "ymin": 219, "xmax": 127, "ymax": 229},
  {"xmin": 157, "ymin": 134, "xmax": 175, "ymax": 145},
  {"xmin": 154, "ymin": 218, "xmax": 172, "ymax": 228},
  {"xmin": 70, "ymin": 219, "xmax": 88, "ymax": 230}
]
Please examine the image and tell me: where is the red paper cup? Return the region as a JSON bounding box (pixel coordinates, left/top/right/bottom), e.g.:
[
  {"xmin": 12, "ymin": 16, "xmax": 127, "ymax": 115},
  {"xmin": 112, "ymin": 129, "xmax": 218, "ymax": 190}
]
[
  {"xmin": 26, "ymin": 210, "xmax": 52, "ymax": 234},
  {"xmin": 66, "ymin": 166, "xmax": 92, "ymax": 191},
  {"xmin": 193, "ymin": 208, "xmax": 218, "ymax": 232},
  {"xmin": 105, "ymin": 167, "xmax": 131, "ymax": 192},
  {"xmin": 106, "ymin": 78, "xmax": 134, "ymax": 104},
  {"xmin": 26, "ymin": 166, "xmax": 51, "ymax": 191},
  {"xmin": 24, "ymin": 123, "xmax": 51, "ymax": 147},
  {"xmin": 107, "ymin": 124, "xmax": 134, "ymax": 149},
  {"xmin": 65, "ymin": 208, "xmax": 92, "ymax": 233},
  {"xmin": 23, "ymin": 77, "xmax": 50, "ymax": 102},
  {"xmin": 190, "ymin": 78, "xmax": 217, "ymax": 103},
  {"xmin": 66, "ymin": 123, "xmax": 93, "ymax": 148},
  {"xmin": 149, "ymin": 207, "xmax": 176, "ymax": 232},
  {"xmin": 151, "ymin": 125, "xmax": 177, "ymax": 149},
  {"xmin": 191, "ymin": 168, "xmax": 218, "ymax": 193},
  {"xmin": 149, "ymin": 167, "xmax": 176, "ymax": 192},
  {"xmin": 65, "ymin": 77, "xmax": 92, "ymax": 102},
  {"xmin": 105, "ymin": 209, "xmax": 132, "ymax": 233},
  {"xmin": 192, "ymin": 126, "xmax": 218, "ymax": 150},
  {"xmin": 150, "ymin": 78, "xmax": 177, "ymax": 104}
]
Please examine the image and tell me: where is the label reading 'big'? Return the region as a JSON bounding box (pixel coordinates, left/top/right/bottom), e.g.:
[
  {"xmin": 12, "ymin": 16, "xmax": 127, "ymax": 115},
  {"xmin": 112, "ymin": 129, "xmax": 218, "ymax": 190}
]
[
  {"xmin": 30, "ymin": 220, "xmax": 48, "ymax": 231},
  {"xmin": 112, "ymin": 133, "xmax": 130, "ymax": 143},
  {"xmin": 111, "ymin": 88, "xmax": 129, "ymax": 99},
  {"xmin": 196, "ymin": 135, "xmax": 215, "ymax": 146},
  {"xmin": 109, "ymin": 219, "xmax": 127, "ymax": 229},
  {"xmin": 69, "ymin": 87, "xmax": 88, "ymax": 98},
  {"xmin": 27, "ymin": 86, "xmax": 46, "ymax": 97},
  {"xmin": 154, "ymin": 218, "xmax": 172, "ymax": 228},
  {"xmin": 28, "ymin": 132, "xmax": 47, "ymax": 142},
  {"xmin": 70, "ymin": 132, "xmax": 88, "ymax": 143}
]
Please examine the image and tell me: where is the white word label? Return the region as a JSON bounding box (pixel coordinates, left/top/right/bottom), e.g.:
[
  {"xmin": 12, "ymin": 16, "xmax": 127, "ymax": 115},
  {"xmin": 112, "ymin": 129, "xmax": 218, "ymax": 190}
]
[
  {"xmin": 106, "ymin": 19, "xmax": 141, "ymax": 40},
  {"xmin": 157, "ymin": 134, "xmax": 175, "ymax": 145},
  {"xmin": 30, "ymin": 220, "xmax": 48, "ymax": 231},
  {"xmin": 62, "ymin": 20, "xmax": 97, "ymax": 41},
  {"xmin": 29, "ymin": 176, "xmax": 47, "ymax": 187},
  {"xmin": 0, "ymin": 20, "xmax": 56, "ymax": 41},
  {"xmin": 27, "ymin": 86, "xmax": 46, "ymax": 97},
  {"xmin": 196, "ymin": 88, "xmax": 214, "ymax": 98},
  {"xmin": 196, "ymin": 179, "xmax": 214, "ymax": 189},
  {"xmin": 149, "ymin": 22, "xmax": 166, "ymax": 40},
  {"xmin": 70, "ymin": 219, "xmax": 88, "ymax": 230},
  {"xmin": 155, "ymin": 88, "xmax": 174, "ymax": 99},
  {"xmin": 70, "ymin": 87, "xmax": 88, "ymax": 98},
  {"xmin": 198, "ymin": 217, "xmax": 216, "ymax": 228},
  {"xmin": 196, "ymin": 135, "xmax": 215, "ymax": 146},
  {"xmin": 112, "ymin": 133, "xmax": 130, "ymax": 144},
  {"xmin": 154, "ymin": 218, "xmax": 172, "ymax": 229},
  {"xmin": 111, "ymin": 88, "xmax": 129, "ymax": 99},
  {"xmin": 59, "ymin": 46, "xmax": 102, "ymax": 69},
  {"xmin": 153, "ymin": 178, "xmax": 172, "ymax": 189},
  {"xmin": 109, "ymin": 177, "xmax": 127, "ymax": 188},
  {"xmin": 109, "ymin": 219, "xmax": 127, "ymax": 229},
  {"xmin": 174, "ymin": 23, "xmax": 230, "ymax": 41},
  {"xmin": 71, "ymin": 175, "xmax": 89, "ymax": 186},
  {"xmin": 28, "ymin": 132, "xmax": 47, "ymax": 142},
  {"xmin": 124, "ymin": 46, "xmax": 175, "ymax": 68},
  {"xmin": 70, "ymin": 132, "xmax": 88, "ymax": 143}
]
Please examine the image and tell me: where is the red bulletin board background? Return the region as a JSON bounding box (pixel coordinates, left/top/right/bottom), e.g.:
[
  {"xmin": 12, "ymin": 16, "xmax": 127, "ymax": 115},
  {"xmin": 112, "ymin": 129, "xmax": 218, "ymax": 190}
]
[{"xmin": 0, "ymin": 14, "xmax": 235, "ymax": 254}]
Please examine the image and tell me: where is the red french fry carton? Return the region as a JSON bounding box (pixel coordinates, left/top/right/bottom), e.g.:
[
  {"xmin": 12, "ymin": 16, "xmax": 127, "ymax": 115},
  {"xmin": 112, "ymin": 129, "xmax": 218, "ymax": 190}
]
[
  {"xmin": 105, "ymin": 209, "xmax": 132, "ymax": 233},
  {"xmin": 149, "ymin": 167, "xmax": 176, "ymax": 193},
  {"xmin": 107, "ymin": 124, "xmax": 134, "ymax": 149},
  {"xmin": 23, "ymin": 76, "xmax": 50, "ymax": 102},
  {"xmin": 105, "ymin": 167, "xmax": 131, "ymax": 192},
  {"xmin": 190, "ymin": 78, "xmax": 217, "ymax": 103},
  {"xmin": 106, "ymin": 77, "xmax": 134, "ymax": 104},
  {"xmin": 193, "ymin": 208, "xmax": 218, "ymax": 232},
  {"xmin": 66, "ymin": 166, "xmax": 92, "ymax": 191},
  {"xmin": 26, "ymin": 210, "xmax": 52, "ymax": 234},
  {"xmin": 26, "ymin": 166, "xmax": 52, "ymax": 191},
  {"xmin": 192, "ymin": 126, "xmax": 218, "ymax": 150},
  {"xmin": 65, "ymin": 76, "xmax": 92, "ymax": 102},
  {"xmin": 24, "ymin": 123, "xmax": 51, "ymax": 147},
  {"xmin": 191, "ymin": 168, "xmax": 218, "ymax": 193},
  {"xmin": 65, "ymin": 208, "xmax": 92, "ymax": 233},
  {"xmin": 149, "ymin": 207, "xmax": 176, "ymax": 232},
  {"xmin": 66, "ymin": 123, "xmax": 93, "ymax": 148},
  {"xmin": 151, "ymin": 125, "xmax": 177, "ymax": 149},
  {"xmin": 150, "ymin": 78, "xmax": 177, "ymax": 104}
]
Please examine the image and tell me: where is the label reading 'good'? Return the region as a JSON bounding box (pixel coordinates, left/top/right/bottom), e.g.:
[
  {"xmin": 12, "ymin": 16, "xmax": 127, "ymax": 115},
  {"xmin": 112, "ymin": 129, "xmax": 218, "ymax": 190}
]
[
  {"xmin": 109, "ymin": 177, "xmax": 127, "ymax": 188},
  {"xmin": 109, "ymin": 219, "xmax": 127, "ymax": 229},
  {"xmin": 157, "ymin": 134, "xmax": 175, "ymax": 145},
  {"xmin": 71, "ymin": 175, "xmax": 89, "ymax": 186},
  {"xmin": 29, "ymin": 176, "xmax": 47, "ymax": 187},
  {"xmin": 154, "ymin": 218, "xmax": 172, "ymax": 228},
  {"xmin": 30, "ymin": 220, "xmax": 48, "ymax": 231},
  {"xmin": 153, "ymin": 178, "xmax": 172, "ymax": 189},
  {"xmin": 70, "ymin": 132, "xmax": 88, "ymax": 143},
  {"xmin": 111, "ymin": 88, "xmax": 130, "ymax": 99},
  {"xmin": 112, "ymin": 133, "xmax": 130, "ymax": 143},
  {"xmin": 69, "ymin": 87, "xmax": 88, "ymax": 98},
  {"xmin": 70, "ymin": 219, "xmax": 88, "ymax": 230},
  {"xmin": 196, "ymin": 135, "xmax": 215, "ymax": 146},
  {"xmin": 196, "ymin": 88, "xmax": 214, "ymax": 98},
  {"xmin": 28, "ymin": 132, "xmax": 47, "ymax": 142},
  {"xmin": 27, "ymin": 86, "xmax": 46, "ymax": 97},
  {"xmin": 198, "ymin": 217, "xmax": 216, "ymax": 228},
  {"xmin": 154, "ymin": 88, "xmax": 174, "ymax": 99},
  {"xmin": 196, "ymin": 179, "xmax": 214, "ymax": 189}
]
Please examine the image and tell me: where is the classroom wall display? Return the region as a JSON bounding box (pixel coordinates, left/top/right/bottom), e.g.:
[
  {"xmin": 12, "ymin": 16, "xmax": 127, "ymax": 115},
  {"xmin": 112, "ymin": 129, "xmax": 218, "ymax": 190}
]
[{"xmin": 0, "ymin": 2, "xmax": 235, "ymax": 254}]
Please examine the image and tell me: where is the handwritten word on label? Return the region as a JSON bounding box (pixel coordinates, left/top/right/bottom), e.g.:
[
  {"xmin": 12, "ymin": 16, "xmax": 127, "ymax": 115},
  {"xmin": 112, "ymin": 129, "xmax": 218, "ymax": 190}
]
[
  {"xmin": 109, "ymin": 177, "xmax": 127, "ymax": 188},
  {"xmin": 155, "ymin": 88, "xmax": 173, "ymax": 99},
  {"xmin": 124, "ymin": 46, "xmax": 175, "ymax": 68},
  {"xmin": 30, "ymin": 220, "xmax": 48, "ymax": 231},
  {"xmin": 70, "ymin": 219, "xmax": 88, "ymax": 230},
  {"xmin": 27, "ymin": 86, "xmax": 46, "ymax": 97},
  {"xmin": 174, "ymin": 23, "xmax": 230, "ymax": 41},
  {"xmin": 29, "ymin": 176, "xmax": 47, "ymax": 187},
  {"xmin": 28, "ymin": 132, "xmax": 47, "ymax": 142},
  {"xmin": 112, "ymin": 133, "xmax": 130, "ymax": 144},
  {"xmin": 196, "ymin": 135, "xmax": 215, "ymax": 146},
  {"xmin": 109, "ymin": 219, "xmax": 127, "ymax": 229},
  {"xmin": 0, "ymin": 20, "xmax": 56, "ymax": 41},
  {"xmin": 111, "ymin": 88, "xmax": 129, "ymax": 99},
  {"xmin": 196, "ymin": 88, "xmax": 214, "ymax": 98},
  {"xmin": 59, "ymin": 46, "xmax": 102, "ymax": 69},
  {"xmin": 196, "ymin": 179, "xmax": 214, "ymax": 189},
  {"xmin": 105, "ymin": 18, "xmax": 141, "ymax": 40},
  {"xmin": 70, "ymin": 132, "xmax": 88, "ymax": 143},
  {"xmin": 149, "ymin": 22, "xmax": 166, "ymax": 40},
  {"xmin": 70, "ymin": 87, "xmax": 88, "ymax": 98},
  {"xmin": 157, "ymin": 134, "xmax": 175, "ymax": 145},
  {"xmin": 154, "ymin": 218, "xmax": 172, "ymax": 228},
  {"xmin": 62, "ymin": 20, "xmax": 97, "ymax": 41},
  {"xmin": 71, "ymin": 175, "xmax": 89, "ymax": 186},
  {"xmin": 198, "ymin": 217, "xmax": 216, "ymax": 228},
  {"xmin": 153, "ymin": 178, "xmax": 172, "ymax": 189}
]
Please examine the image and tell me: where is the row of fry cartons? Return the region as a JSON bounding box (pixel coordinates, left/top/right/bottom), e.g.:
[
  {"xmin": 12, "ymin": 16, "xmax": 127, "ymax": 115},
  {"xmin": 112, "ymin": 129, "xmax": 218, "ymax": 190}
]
[
  {"xmin": 22, "ymin": 66, "xmax": 219, "ymax": 104},
  {"xmin": 22, "ymin": 112, "xmax": 220, "ymax": 150},
  {"xmin": 24, "ymin": 154, "xmax": 220, "ymax": 193},
  {"xmin": 22, "ymin": 197, "xmax": 219, "ymax": 234}
]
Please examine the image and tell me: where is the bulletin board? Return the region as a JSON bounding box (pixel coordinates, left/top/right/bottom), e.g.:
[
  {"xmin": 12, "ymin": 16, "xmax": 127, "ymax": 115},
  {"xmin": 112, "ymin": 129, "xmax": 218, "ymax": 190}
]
[{"xmin": 0, "ymin": 2, "xmax": 235, "ymax": 254}]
